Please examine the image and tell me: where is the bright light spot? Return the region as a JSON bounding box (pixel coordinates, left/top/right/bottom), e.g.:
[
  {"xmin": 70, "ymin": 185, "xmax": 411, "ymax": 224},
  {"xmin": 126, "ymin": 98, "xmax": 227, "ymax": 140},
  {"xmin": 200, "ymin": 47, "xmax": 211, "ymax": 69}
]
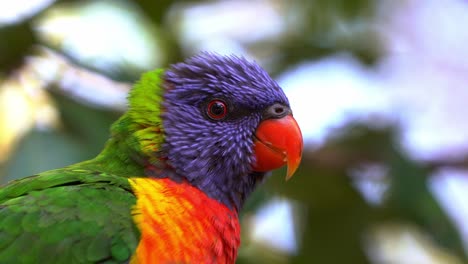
[
  {"xmin": 173, "ymin": 1, "xmax": 285, "ymax": 55},
  {"xmin": 250, "ymin": 198, "xmax": 298, "ymax": 254},
  {"xmin": 0, "ymin": 74, "xmax": 58, "ymax": 161},
  {"xmin": 0, "ymin": 82, "xmax": 33, "ymax": 138},
  {"xmin": 0, "ymin": 0, "xmax": 55, "ymax": 25},
  {"xmin": 350, "ymin": 164, "xmax": 389, "ymax": 206},
  {"xmin": 367, "ymin": 224, "xmax": 463, "ymax": 264},
  {"xmin": 35, "ymin": 0, "xmax": 163, "ymax": 72},
  {"xmin": 279, "ymin": 54, "xmax": 391, "ymax": 146},
  {"xmin": 380, "ymin": 0, "xmax": 468, "ymax": 160},
  {"xmin": 189, "ymin": 38, "xmax": 249, "ymax": 58},
  {"xmin": 381, "ymin": 59, "xmax": 468, "ymax": 160}
]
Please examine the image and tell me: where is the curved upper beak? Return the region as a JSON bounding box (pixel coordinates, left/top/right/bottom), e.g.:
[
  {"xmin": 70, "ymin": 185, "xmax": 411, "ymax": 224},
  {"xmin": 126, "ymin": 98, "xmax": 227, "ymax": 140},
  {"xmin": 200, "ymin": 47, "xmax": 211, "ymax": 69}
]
[{"xmin": 252, "ymin": 113, "xmax": 303, "ymax": 180}]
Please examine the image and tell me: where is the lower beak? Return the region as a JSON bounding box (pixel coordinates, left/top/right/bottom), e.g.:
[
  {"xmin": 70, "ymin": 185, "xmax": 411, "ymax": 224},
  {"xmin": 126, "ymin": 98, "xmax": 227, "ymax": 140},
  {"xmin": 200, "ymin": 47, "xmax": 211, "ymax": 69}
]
[{"xmin": 252, "ymin": 115, "xmax": 303, "ymax": 180}]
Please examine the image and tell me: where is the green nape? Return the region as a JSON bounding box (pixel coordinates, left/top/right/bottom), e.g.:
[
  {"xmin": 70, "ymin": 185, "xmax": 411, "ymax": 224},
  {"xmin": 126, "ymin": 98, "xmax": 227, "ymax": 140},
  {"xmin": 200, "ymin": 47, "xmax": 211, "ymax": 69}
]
[{"xmin": 84, "ymin": 68, "xmax": 167, "ymax": 176}]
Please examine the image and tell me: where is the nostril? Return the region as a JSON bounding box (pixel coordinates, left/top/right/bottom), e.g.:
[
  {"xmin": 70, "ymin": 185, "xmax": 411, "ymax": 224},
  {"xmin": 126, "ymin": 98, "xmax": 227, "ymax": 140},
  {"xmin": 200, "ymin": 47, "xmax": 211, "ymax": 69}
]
[
  {"xmin": 263, "ymin": 103, "xmax": 290, "ymax": 119},
  {"xmin": 274, "ymin": 106, "xmax": 284, "ymax": 114}
]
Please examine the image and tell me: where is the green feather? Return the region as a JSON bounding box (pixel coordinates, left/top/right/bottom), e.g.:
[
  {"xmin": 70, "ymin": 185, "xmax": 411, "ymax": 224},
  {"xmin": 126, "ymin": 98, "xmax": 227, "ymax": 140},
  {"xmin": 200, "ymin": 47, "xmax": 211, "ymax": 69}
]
[
  {"xmin": 0, "ymin": 169, "xmax": 139, "ymax": 263},
  {"xmin": 0, "ymin": 69, "xmax": 167, "ymax": 263}
]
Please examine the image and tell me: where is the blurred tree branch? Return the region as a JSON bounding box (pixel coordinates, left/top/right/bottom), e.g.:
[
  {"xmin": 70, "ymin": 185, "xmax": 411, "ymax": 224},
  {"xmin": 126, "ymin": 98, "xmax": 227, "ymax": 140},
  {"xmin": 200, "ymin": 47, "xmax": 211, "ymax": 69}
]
[
  {"xmin": 27, "ymin": 46, "xmax": 130, "ymax": 111},
  {"xmin": 305, "ymin": 121, "xmax": 468, "ymax": 174},
  {"xmin": 307, "ymin": 146, "xmax": 468, "ymax": 173}
]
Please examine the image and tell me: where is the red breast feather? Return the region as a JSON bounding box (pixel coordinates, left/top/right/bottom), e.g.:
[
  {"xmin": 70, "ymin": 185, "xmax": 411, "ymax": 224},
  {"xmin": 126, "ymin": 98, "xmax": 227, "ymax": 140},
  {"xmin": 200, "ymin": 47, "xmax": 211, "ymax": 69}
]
[{"xmin": 129, "ymin": 177, "xmax": 240, "ymax": 264}]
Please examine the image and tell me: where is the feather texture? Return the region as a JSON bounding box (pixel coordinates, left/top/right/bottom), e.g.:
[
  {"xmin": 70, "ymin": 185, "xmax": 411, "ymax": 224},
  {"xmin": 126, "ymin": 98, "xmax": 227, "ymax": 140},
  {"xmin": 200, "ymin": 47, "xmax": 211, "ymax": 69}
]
[
  {"xmin": 129, "ymin": 177, "xmax": 240, "ymax": 264},
  {"xmin": 0, "ymin": 169, "xmax": 139, "ymax": 263}
]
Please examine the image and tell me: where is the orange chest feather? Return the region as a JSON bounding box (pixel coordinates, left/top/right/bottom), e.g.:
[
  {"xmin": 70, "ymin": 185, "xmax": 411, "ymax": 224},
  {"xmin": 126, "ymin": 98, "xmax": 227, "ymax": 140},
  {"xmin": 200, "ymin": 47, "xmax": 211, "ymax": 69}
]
[{"xmin": 128, "ymin": 178, "xmax": 240, "ymax": 264}]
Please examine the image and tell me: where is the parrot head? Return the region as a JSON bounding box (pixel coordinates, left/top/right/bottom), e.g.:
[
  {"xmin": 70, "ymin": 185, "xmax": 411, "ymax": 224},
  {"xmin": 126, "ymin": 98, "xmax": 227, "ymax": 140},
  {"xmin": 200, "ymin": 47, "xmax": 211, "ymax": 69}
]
[{"xmin": 129, "ymin": 53, "xmax": 303, "ymax": 210}]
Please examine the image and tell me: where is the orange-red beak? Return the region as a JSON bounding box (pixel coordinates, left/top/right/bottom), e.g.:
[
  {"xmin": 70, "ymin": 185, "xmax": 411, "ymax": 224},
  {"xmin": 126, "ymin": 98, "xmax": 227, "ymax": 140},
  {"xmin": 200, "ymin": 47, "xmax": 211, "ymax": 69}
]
[{"xmin": 252, "ymin": 114, "xmax": 303, "ymax": 180}]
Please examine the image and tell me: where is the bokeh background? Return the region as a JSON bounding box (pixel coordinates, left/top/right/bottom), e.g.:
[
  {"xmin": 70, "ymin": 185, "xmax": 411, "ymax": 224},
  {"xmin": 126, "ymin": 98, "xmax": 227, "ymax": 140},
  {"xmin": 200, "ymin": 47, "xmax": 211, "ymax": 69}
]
[{"xmin": 1, "ymin": 0, "xmax": 468, "ymax": 263}]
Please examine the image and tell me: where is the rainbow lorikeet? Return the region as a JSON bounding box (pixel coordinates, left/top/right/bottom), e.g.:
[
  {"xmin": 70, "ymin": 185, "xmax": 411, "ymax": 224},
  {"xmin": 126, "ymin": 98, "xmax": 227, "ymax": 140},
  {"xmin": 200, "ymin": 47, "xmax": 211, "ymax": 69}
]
[{"xmin": 0, "ymin": 53, "xmax": 303, "ymax": 263}]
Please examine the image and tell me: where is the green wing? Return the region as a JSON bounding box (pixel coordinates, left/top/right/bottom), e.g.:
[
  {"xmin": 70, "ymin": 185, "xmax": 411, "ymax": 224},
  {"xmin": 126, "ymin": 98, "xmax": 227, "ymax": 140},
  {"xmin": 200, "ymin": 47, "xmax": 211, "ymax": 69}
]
[{"xmin": 0, "ymin": 168, "xmax": 139, "ymax": 264}]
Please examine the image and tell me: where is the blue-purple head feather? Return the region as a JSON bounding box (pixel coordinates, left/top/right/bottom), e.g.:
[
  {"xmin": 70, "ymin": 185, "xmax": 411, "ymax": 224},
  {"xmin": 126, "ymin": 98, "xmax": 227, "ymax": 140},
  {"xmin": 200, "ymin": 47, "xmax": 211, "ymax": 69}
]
[{"xmin": 159, "ymin": 52, "xmax": 289, "ymax": 210}]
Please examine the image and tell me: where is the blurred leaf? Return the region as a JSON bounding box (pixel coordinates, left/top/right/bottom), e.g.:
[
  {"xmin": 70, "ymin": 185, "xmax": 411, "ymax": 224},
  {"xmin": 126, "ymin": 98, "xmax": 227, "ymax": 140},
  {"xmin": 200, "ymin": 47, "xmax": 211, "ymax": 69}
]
[
  {"xmin": 133, "ymin": 0, "xmax": 175, "ymax": 25},
  {"xmin": 269, "ymin": 0, "xmax": 381, "ymax": 76},
  {"xmin": 386, "ymin": 152, "xmax": 468, "ymax": 262},
  {"xmin": 133, "ymin": 0, "xmax": 184, "ymax": 65}
]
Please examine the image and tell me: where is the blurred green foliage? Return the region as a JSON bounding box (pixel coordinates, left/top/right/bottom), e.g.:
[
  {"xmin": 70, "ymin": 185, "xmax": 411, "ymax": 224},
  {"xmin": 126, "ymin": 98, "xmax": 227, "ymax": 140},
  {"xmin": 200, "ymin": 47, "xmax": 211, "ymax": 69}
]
[{"xmin": 0, "ymin": 1, "xmax": 466, "ymax": 263}]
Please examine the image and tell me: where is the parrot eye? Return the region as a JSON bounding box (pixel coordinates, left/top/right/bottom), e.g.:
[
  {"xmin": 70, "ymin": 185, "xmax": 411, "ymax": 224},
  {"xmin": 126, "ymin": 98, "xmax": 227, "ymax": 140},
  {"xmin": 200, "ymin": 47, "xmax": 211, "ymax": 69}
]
[{"xmin": 206, "ymin": 99, "xmax": 228, "ymax": 120}]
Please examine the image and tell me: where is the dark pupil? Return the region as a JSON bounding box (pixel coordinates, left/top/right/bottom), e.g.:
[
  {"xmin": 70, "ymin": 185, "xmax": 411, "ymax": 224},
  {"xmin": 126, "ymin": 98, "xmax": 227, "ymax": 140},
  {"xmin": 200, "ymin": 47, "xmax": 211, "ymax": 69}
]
[{"xmin": 210, "ymin": 102, "xmax": 225, "ymax": 116}]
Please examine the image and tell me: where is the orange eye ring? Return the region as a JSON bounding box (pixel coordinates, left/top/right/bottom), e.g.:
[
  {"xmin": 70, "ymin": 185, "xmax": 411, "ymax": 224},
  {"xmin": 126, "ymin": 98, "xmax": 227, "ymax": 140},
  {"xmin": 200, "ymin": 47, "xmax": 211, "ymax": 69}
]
[{"xmin": 207, "ymin": 100, "xmax": 228, "ymax": 120}]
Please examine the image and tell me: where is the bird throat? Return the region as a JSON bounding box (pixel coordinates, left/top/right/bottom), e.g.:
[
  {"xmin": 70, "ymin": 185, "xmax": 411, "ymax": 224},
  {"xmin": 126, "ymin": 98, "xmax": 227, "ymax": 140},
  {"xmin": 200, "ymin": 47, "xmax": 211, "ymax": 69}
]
[{"xmin": 128, "ymin": 177, "xmax": 240, "ymax": 264}]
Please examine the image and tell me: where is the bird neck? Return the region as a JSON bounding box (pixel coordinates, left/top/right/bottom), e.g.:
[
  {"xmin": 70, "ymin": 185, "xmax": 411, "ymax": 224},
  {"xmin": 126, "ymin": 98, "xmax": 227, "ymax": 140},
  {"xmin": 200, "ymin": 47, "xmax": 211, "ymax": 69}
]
[
  {"xmin": 129, "ymin": 177, "xmax": 240, "ymax": 263},
  {"xmin": 88, "ymin": 113, "xmax": 267, "ymax": 211},
  {"xmin": 147, "ymin": 164, "xmax": 267, "ymax": 211},
  {"xmin": 76, "ymin": 69, "xmax": 167, "ymax": 176}
]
